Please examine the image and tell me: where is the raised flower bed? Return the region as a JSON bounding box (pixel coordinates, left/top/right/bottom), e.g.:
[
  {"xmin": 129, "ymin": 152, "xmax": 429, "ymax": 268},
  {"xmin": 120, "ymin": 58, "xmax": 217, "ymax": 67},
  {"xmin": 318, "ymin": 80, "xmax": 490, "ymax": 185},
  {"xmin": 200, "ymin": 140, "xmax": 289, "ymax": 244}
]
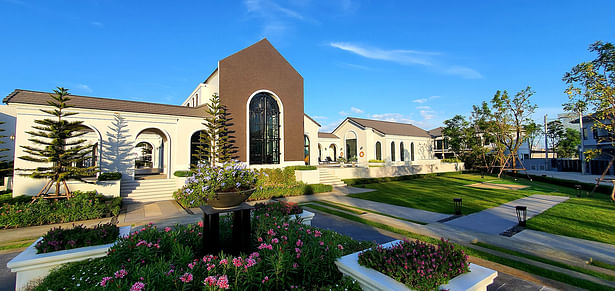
[
  {"xmin": 335, "ymin": 239, "xmax": 497, "ymax": 291},
  {"xmin": 7, "ymin": 225, "xmax": 130, "ymax": 290},
  {"xmin": 254, "ymin": 201, "xmax": 315, "ymax": 225}
]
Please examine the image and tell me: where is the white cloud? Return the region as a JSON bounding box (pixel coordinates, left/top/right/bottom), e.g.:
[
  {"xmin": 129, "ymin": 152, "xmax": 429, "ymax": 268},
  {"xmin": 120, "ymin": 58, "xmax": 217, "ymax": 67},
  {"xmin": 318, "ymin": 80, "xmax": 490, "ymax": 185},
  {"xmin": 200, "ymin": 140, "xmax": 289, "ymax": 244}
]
[
  {"xmin": 338, "ymin": 111, "xmax": 349, "ymax": 116},
  {"xmin": 330, "ymin": 42, "xmax": 436, "ymax": 66},
  {"xmin": 320, "ymin": 119, "xmax": 345, "ymax": 132},
  {"xmin": 420, "ymin": 110, "xmax": 435, "ymax": 120},
  {"xmin": 350, "ymin": 107, "xmax": 363, "ymax": 114},
  {"xmin": 443, "ymin": 66, "xmax": 483, "ymax": 79},
  {"xmin": 74, "ymin": 84, "xmax": 93, "ymax": 93},
  {"xmin": 244, "ymin": 0, "xmax": 317, "ymax": 39},
  {"xmin": 370, "ymin": 113, "xmax": 416, "ymax": 124},
  {"xmin": 312, "ymin": 115, "xmax": 328, "ymax": 120},
  {"xmin": 412, "ymin": 98, "xmax": 428, "ymax": 104},
  {"xmin": 416, "ymin": 106, "xmax": 431, "ymax": 110}
]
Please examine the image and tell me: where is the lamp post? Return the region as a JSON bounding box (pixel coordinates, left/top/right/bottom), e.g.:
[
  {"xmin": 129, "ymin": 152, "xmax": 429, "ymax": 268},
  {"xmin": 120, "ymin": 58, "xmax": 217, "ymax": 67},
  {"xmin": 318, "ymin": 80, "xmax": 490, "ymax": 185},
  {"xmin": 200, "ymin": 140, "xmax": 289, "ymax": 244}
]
[
  {"xmin": 453, "ymin": 198, "xmax": 462, "ymax": 215},
  {"xmin": 574, "ymin": 185, "xmax": 582, "ymax": 198},
  {"xmin": 515, "ymin": 206, "xmax": 527, "ymax": 227},
  {"xmin": 579, "ymin": 110, "xmax": 586, "ymax": 174}
]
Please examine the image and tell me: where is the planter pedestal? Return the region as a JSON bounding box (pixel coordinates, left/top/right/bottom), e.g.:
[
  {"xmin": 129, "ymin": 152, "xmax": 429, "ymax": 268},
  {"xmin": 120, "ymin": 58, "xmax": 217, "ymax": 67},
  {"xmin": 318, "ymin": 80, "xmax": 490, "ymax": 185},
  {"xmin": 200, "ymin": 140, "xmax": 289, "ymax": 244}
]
[
  {"xmin": 200, "ymin": 203, "xmax": 253, "ymax": 255},
  {"xmin": 7, "ymin": 226, "xmax": 131, "ymax": 291}
]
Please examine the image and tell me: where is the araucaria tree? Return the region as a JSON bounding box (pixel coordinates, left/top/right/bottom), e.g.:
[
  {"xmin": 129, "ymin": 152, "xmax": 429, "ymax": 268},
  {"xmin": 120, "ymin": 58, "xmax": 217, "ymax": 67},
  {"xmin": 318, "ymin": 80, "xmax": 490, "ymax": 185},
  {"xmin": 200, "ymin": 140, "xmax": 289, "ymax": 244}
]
[
  {"xmin": 199, "ymin": 94, "xmax": 233, "ymax": 167},
  {"xmin": 19, "ymin": 87, "xmax": 96, "ymax": 198}
]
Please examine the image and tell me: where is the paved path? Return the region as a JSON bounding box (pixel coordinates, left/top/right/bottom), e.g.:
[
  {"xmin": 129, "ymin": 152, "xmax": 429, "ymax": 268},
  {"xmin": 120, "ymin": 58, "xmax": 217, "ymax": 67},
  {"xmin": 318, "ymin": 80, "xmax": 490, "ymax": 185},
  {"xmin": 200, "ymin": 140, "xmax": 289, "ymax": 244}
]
[
  {"xmin": 527, "ymin": 170, "xmax": 615, "ymax": 186},
  {"xmin": 0, "ymin": 251, "xmax": 18, "ymax": 291},
  {"xmin": 444, "ymin": 195, "xmax": 569, "ymax": 235},
  {"xmin": 513, "ymin": 230, "xmax": 615, "ymax": 263}
]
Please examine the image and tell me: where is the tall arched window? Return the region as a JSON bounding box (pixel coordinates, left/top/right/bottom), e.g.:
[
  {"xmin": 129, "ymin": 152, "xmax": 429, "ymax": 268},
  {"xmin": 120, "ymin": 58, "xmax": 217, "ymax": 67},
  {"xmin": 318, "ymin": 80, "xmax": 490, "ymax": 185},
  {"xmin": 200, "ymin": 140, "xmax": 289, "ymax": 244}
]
[
  {"xmin": 375, "ymin": 141, "xmax": 382, "ymax": 160},
  {"xmin": 345, "ymin": 132, "xmax": 357, "ymax": 160},
  {"xmin": 249, "ymin": 92, "xmax": 280, "ymax": 164},
  {"xmin": 304, "ymin": 135, "xmax": 310, "ymax": 165},
  {"xmin": 391, "ymin": 141, "xmax": 396, "ymax": 162},
  {"xmin": 190, "ymin": 130, "xmax": 209, "ymax": 167},
  {"xmin": 411, "ymin": 142, "xmax": 415, "ymax": 161},
  {"xmin": 135, "ymin": 142, "xmax": 153, "ymax": 169},
  {"xmin": 400, "ymin": 142, "xmax": 405, "ymax": 161}
]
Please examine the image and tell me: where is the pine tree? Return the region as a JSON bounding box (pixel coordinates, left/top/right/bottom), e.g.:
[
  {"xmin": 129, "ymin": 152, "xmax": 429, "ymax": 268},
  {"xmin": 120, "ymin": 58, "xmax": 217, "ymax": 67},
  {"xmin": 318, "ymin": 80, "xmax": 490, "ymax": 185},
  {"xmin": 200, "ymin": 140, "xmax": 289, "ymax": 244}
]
[
  {"xmin": 19, "ymin": 87, "xmax": 97, "ymax": 198},
  {"xmin": 201, "ymin": 94, "xmax": 233, "ymax": 167}
]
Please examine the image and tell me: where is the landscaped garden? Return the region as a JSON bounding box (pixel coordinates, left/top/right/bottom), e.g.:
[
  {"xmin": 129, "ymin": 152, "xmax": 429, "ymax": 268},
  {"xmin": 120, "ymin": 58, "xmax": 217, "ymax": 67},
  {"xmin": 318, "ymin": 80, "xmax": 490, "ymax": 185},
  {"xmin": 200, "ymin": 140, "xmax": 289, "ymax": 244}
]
[{"xmin": 345, "ymin": 173, "xmax": 615, "ymax": 245}]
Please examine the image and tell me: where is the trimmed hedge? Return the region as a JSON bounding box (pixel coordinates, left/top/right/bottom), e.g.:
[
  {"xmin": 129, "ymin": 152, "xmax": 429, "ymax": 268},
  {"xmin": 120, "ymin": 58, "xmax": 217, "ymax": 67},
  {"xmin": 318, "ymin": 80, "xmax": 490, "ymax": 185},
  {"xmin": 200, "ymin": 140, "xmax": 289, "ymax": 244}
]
[
  {"xmin": 97, "ymin": 172, "xmax": 122, "ymax": 181},
  {"xmin": 368, "ymin": 159, "xmax": 384, "ymax": 163},
  {"xmin": 173, "ymin": 170, "xmax": 193, "ymax": 177},
  {"xmin": 285, "ymin": 165, "xmax": 317, "ymax": 171},
  {"xmin": 343, "ymin": 171, "xmax": 464, "ymax": 186}
]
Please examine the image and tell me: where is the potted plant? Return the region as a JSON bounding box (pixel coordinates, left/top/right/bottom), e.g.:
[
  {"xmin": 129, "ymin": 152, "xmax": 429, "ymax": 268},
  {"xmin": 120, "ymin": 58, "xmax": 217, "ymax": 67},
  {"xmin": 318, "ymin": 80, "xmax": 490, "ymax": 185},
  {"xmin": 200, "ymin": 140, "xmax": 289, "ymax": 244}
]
[
  {"xmin": 348, "ymin": 156, "xmax": 358, "ymax": 167},
  {"xmin": 338, "ymin": 156, "xmax": 346, "ymax": 168},
  {"xmin": 179, "ymin": 160, "xmax": 258, "ymax": 209}
]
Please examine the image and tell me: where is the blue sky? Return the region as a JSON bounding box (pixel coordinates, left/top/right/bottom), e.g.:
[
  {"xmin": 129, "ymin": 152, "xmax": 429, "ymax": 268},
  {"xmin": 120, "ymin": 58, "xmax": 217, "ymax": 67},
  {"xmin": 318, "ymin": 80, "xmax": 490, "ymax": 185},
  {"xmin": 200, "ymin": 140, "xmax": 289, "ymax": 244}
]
[{"xmin": 1, "ymin": 0, "xmax": 614, "ymax": 132}]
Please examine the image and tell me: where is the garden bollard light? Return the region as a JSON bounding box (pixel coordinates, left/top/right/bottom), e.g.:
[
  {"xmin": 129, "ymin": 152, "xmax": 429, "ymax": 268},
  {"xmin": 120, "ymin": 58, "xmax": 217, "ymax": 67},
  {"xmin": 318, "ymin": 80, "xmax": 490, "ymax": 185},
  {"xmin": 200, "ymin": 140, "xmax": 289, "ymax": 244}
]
[
  {"xmin": 453, "ymin": 198, "xmax": 462, "ymax": 215},
  {"xmin": 515, "ymin": 206, "xmax": 527, "ymax": 227},
  {"xmin": 574, "ymin": 185, "xmax": 582, "ymax": 197}
]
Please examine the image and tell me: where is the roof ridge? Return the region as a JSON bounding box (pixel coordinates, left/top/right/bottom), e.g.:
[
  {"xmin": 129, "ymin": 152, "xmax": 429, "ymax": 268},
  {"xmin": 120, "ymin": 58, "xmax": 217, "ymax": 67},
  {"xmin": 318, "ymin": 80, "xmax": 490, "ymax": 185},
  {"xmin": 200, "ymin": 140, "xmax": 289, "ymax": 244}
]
[{"xmin": 349, "ymin": 116, "xmax": 424, "ymax": 129}]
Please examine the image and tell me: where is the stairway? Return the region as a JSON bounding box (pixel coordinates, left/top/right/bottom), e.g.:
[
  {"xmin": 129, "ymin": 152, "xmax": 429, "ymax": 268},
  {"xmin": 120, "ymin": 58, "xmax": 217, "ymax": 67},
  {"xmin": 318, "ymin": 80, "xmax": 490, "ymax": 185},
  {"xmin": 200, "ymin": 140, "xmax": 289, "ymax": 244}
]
[
  {"xmin": 318, "ymin": 168, "xmax": 346, "ymax": 187},
  {"xmin": 120, "ymin": 179, "xmax": 179, "ymax": 204}
]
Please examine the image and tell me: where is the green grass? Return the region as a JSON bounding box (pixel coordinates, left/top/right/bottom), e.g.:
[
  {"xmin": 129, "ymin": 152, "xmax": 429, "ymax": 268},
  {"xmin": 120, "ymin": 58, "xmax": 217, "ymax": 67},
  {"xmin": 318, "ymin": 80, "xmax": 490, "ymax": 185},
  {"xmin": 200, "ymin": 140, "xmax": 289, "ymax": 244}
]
[
  {"xmin": 306, "ymin": 201, "xmax": 366, "ymax": 215},
  {"xmin": 348, "ymin": 173, "xmax": 534, "ymax": 214},
  {"xmin": 592, "ymin": 260, "xmax": 615, "ymax": 272},
  {"xmin": 473, "ymin": 242, "xmax": 615, "ymax": 282},
  {"xmin": 307, "ymin": 205, "xmax": 615, "ymax": 291},
  {"xmin": 0, "ymin": 240, "xmax": 35, "ymax": 251},
  {"xmin": 320, "ymin": 200, "xmax": 427, "ymax": 225}
]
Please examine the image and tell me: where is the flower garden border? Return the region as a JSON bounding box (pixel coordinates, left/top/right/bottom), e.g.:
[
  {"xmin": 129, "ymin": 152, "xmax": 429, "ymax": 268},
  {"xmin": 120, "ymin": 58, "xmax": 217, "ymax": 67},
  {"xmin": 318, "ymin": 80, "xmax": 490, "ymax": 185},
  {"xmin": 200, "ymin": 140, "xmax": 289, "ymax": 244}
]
[
  {"xmin": 7, "ymin": 226, "xmax": 131, "ymax": 290},
  {"xmin": 335, "ymin": 240, "xmax": 498, "ymax": 291}
]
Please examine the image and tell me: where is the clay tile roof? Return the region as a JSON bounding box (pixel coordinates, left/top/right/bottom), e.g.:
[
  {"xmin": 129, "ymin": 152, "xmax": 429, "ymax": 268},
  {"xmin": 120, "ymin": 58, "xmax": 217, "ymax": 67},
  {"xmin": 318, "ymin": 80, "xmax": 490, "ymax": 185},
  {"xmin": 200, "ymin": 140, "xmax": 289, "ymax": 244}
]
[
  {"xmin": 347, "ymin": 117, "xmax": 430, "ymax": 137},
  {"xmin": 4, "ymin": 89, "xmax": 207, "ymax": 118},
  {"xmin": 318, "ymin": 132, "xmax": 338, "ymax": 139}
]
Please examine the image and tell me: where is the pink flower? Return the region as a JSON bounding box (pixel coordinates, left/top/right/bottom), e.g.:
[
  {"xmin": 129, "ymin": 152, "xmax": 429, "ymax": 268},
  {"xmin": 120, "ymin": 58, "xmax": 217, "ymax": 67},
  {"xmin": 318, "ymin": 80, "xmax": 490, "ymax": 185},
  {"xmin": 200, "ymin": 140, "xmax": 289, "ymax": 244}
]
[
  {"xmin": 232, "ymin": 257, "xmax": 243, "ymax": 267},
  {"xmin": 271, "ymin": 238, "xmax": 279, "ymax": 244},
  {"xmin": 114, "ymin": 269, "xmax": 128, "ymax": 279},
  {"xmin": 100, "ymin": 277, "xmax": 112, "ymax": 287},
  {"xmin": 188, "ymin": 263, "xmax": 195, "ymax": 269},
  {"xmin": 262, "ymin": 276, "xmax": 269, "ymax": 283},
  {"xmin": 295, "ymin": 247, "xmax": 301, "ymax": 253},
  {"xmin": 319, "ymin": 241, "xmax": 324, "ymax": 246},
  {"xmin": 180, "ymin": 273, "xmax": 193, "ymax": 283},
  {"xmin": 281, "ymin": 235, "xmax": 288, "ymax": 241},
  {"xmin": 164, "ymin": 227, "xmax": 171, "ymax": 232},
  {"xmin": 293, "ymin": 262, "xmax": 298, "ymax": 269},
  {"xmin": 207, "ymin": 263, "xmax": 215, "ymax": 271},
  {"xmin": 314, "ymin": 230, "xmax": 322, "ymax": 237},
  {"xmin": 198, "ymin": 221, "xmax": 204, "ymax": 227},
  {"xmin": 267, "ymin": 229, "xmax": 276, "ymax": 236},
  {"xmin": 130, "ymin": 282, "xmax": 145, "ymax": 291},
  {"xmin": 257, "ymin": 237, "xmax": 263, "ymax": 242},
  {"xmin": 217, "ymin": 275, "xmax": 230, "ymax": 289},
  {"xmin": 296, "ymin": 239, "xmax": 303, "ymax": 247},
  {"xmin": 219, "ymin": 259, "xmax": 228, "ymax": 265},
  {"xmin": 203, "ymin": 276, "xmax": 217, "ymax": 286},
  {"xmin": 338, "ymin": 244, "xmax": 344, "ymax": 250},
  {"xmin": 246, "ymin": 258, "xmax": 257, "ymax": 268}
]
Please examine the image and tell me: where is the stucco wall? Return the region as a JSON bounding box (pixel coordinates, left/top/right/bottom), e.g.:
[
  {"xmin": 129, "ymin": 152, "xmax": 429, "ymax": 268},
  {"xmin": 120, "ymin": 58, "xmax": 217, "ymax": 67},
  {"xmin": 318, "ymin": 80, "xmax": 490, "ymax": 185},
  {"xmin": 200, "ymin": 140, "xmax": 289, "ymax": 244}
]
[
  {"xmin": 294, "ymin": 169, "xmax": 320, "ymax": 184},
  {"xmin": 329, "ymin": 162, "xmax": 464, "ymax": 179},
  {"xmin": 12, "ymin": 176, "xmax": 121, "ymax": 197},
  {"xmin": 303, "ymin": 115, "xmax": 320, "ymax": 166},
  {"xmin": 0, "ymin": 105, "xmax": 16, "ymax": 163}
]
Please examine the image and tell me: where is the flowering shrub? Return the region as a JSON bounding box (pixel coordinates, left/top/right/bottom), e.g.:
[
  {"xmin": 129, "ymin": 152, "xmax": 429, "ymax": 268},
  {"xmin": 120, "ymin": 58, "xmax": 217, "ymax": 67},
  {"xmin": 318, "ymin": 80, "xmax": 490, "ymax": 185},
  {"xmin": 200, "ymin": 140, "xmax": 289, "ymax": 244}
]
[
  {"xmin": 358, "ymin": 238, "xmax": 470, "ymax": 291},
  {"xmin": 174, "ymin": 160, "xmax": 258, "ymax": 208},
  {"xmin": 0, "ymin": 191, "xmax": 122, "ymax": 228},
  {"xmin": 34, "ymin": 202, "xmax": 372, "ymax": 290},
  {"xmin": 253, "ymin": 201, "xmax": 302, "ymax": 216},
  {"xmin": 36, "ymin": 223, "xmax": 119, "ymax": 254}
]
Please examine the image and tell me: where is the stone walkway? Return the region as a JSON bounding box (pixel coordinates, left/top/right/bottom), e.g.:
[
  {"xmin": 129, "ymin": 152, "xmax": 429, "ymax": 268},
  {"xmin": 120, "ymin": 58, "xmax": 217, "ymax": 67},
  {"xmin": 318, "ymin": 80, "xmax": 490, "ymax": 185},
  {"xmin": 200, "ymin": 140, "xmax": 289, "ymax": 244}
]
[
  {"xmin": 444, "ymin": 195, "xmax": 569, "ymax": 235},
  {"xmin": 526, "ymin": 170, "xmax": 615, "ymax": 186},
  {"xmin": 512, "ymin": 230, "xmax": 615, "ymax": 263}
]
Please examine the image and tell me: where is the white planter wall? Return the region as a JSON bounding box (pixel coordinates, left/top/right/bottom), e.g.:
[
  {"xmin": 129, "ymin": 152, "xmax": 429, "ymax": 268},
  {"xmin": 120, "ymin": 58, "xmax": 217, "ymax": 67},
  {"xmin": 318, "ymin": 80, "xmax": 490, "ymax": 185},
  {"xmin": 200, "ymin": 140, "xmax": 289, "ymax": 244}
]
[
  {"xmin": 335, "ymin": 240, "xmax": 497, "ymax": 291},
  {"xmin": 294, "ymin": 169, "xmax": 320, "ymax": 184},
  {"xmin": 290, "ymin": 210, "xmax": 315, "ymax": 226},
  {"xmin": 7, "ymin": 226, "xmax": 131, "ymax": 291}
]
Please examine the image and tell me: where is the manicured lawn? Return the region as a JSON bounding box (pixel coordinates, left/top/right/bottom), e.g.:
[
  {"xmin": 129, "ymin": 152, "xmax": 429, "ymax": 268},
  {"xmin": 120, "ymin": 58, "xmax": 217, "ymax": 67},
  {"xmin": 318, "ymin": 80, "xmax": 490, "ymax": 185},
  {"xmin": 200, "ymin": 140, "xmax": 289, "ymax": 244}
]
[{"xmin": 348, "ymin": 174, "xmax": 535, "ymax": 214}]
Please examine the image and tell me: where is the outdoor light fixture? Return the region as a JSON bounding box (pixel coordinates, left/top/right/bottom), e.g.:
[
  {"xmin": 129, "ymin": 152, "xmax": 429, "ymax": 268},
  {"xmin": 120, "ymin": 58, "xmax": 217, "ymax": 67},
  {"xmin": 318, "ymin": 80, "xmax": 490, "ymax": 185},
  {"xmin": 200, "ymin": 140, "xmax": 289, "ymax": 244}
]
[
  {"xmin": 9, "ymin": 135, "xmax": 14, "ymax": 141},
  {"xmin": 574, "ymin": 185, "xmax": 582, "ymax": 198},
  {"xmin": 453, "ymin": 198, "xmax": 462, "ymax": 215},
  {"xmin": 515, "ymin": 206, "xmax": 527, "ymax": 227}
]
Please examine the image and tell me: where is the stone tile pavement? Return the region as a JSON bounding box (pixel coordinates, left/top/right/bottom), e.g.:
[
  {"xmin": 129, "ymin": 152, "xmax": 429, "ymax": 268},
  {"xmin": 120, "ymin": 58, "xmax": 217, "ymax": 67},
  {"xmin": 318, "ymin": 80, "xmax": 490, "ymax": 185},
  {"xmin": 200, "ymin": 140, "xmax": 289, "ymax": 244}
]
[{"xmin": 444, "ymin": 195, "xmax": 569, "ymax": 235}]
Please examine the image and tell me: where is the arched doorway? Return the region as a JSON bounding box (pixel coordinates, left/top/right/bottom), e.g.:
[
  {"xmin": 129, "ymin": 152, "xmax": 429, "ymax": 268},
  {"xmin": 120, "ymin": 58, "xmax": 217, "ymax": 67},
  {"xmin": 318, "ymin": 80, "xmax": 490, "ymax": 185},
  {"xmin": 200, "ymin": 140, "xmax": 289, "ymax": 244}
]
[
  {"xmin": 304, "ymin": 135, "xmax": 310, "ymax": 165},
  {"xmin": 190, "ymin": 130, "xmax": 209, "ymax": 167},
  {"xmin": 375, "ymin": 141, "xmax": 382, "ymax": 160},
  {"xmin": 135, "ymin": 128, "xmax": 169, "ymax": 178},
  {"xmin": 345, "ymin": 131, "xmax": 357, "ymax": 160},
  {"xmin": 249, "ymin": 92, "xmax": 280, "ymax": 165},
  {"xmin": 76, "ymin": 125, "xmax": 101, "ymax": 177},
  {"xmin": 329, "ymin": 144, "xmax": 337, "ymax": 162}
]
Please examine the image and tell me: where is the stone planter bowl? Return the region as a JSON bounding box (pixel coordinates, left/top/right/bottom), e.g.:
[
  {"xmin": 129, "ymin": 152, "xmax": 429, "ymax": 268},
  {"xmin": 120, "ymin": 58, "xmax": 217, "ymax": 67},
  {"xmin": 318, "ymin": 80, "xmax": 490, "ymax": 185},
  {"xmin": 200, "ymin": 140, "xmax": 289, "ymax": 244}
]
[{"xmin": 207, "ymin": 188, "xmax": 256, "ymax": 209}]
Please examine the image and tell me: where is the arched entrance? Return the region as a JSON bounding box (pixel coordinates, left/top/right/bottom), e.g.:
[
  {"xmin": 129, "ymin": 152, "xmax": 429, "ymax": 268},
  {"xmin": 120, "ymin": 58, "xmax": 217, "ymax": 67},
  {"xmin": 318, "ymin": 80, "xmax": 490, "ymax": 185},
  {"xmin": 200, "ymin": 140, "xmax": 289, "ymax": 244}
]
[
  {"xmin": 76, "ymin": 125, "xmax": 101, "ymax": 177},
  {"xmin": 135, "ymin": 128, "xmax": 170, "ymax": 178},
  {"xmin": 249, "ymin": 92, "xmax": 280, "ymax": 165},
  {"xmin": 329, "ymin": 144, "xmax": 337, "ymax": 162},
  {"xmin": 190, "ymin": 130, "xmax": 209, "ymax": 167}
]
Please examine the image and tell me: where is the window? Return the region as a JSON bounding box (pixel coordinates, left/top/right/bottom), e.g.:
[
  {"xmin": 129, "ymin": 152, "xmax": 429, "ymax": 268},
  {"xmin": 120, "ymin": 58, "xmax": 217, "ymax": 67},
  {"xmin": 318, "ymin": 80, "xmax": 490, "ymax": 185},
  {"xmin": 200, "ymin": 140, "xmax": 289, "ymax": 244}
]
[
  {"xmin": 135, "ymin": 142, "xmax": 153, "ymax": 169},
  {"xmin": 304, "ymin": 135, "xmax": 310, "ymax": 165},
  {"xmin": 375, "ymin": 141, "xmax": 382, "ymax": 160},
  {"xmin": 345, "ymin": 132, "xmax": 357, "ymax": 160},
  {"xmin": 400, "ymin": 142, "xmax": 405, "ymax": 161},
  {"xmin": 411, "ymin": 142, "xmax": 415, "ymax": 161},
  {"xmin": 391, "ymin": 142, "xmax": 395, "ymax": 161},
  {"xmin": 190, "ymin": 130, "xmax": 209, "ymax": 167},
  {"xmin": 249, "ymin": 92, "xmax": 280, "ymax": 164}
]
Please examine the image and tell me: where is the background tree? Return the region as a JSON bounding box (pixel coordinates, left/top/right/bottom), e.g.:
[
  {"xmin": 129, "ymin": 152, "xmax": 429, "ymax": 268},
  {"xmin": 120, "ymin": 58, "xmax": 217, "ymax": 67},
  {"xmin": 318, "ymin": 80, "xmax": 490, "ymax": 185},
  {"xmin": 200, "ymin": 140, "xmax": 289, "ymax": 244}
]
[
  {"xmin": 557, "ymin": 128, "xmax": 581, "ymax": 158},
  {"xmin": 523, "ymin": 121, "xmax": 542, "ymax": 159},
  {"xmin": 442, "ymin": 115, "xmax": 471, "ymax": 157},
  {"xmin": 546, "ymin": 120, "xmax": 564, "ymax": 158},
  {"xmin": 563, "ymin": 41, "xmax": 615, "ymax": 191},
  {"xmin": 19, "ymin": 87, "xmax": 96, "ymax": 197},
  {"xmin": 201, "ymin": 94, "xmax": 233, "ymax": 166}
]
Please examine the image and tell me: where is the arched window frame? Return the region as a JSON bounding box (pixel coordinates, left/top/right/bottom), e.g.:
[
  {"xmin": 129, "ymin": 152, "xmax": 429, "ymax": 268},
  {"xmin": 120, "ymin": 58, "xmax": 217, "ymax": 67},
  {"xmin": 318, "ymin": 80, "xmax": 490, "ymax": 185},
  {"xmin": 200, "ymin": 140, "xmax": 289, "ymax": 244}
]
[
  {"xmin": 304, "ymin": 135, "xmax": 310, "ymax": 165},
  {"xmin": 248, "ymin": 91, "xmax": 281, "ymax": 165},
  {"xmin": 400, "ymin": 142, "xmax": 405, "ymax": 161},
  {"xmin": 391, "ymin": 141, "xmax": 396, "ymax": 162},
  {"xmin": 375, "ymin": 141, "xmax": 382, "ymax": 160}
]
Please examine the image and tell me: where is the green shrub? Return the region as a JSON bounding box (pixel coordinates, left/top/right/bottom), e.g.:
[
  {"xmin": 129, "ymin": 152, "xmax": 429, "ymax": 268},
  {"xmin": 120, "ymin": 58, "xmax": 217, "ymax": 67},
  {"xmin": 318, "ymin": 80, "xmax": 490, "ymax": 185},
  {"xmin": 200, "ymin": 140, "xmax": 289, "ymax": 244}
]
[
  {"xmin": 368, "ymin": 159, "xmax": 384, "ymax": 163},
  {"xmin": 0, "ymin": 191, "xmax": 122, "ymax": 228},
  {"xmin": 0, "ymin": 192, "xmax": 31, "ymax": 205},
  {"xmin": 36, "ymin": 223, "xmax": 119, "ymax": 253},
  {"xmin": 441, "ymin": 158, "xmax": 461, "ymax": 163},
  {"xmin": 173, "ymin": 170, "xmax": 193, "ymax": 177},
  {"xmin": 97, "ymin": 172, "xmax": 122, "ymax": 181},
  {"xmin": 34, "ymin": 202, "xmax": 371, "ymax": 291},
  {"xmin": 285, "ymin": 165, "xmax": 317, "ymax": 171}
]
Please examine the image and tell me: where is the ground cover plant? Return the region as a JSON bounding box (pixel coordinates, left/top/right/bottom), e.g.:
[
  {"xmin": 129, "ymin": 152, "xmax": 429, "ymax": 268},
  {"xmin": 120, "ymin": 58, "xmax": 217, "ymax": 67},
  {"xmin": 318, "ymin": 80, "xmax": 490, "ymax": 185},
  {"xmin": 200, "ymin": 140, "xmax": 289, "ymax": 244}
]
[
  {"xmin": 34, "ymin": 202, "xmax": 372, "ymax": 290},
  {"xmin": 359, "ymin": 238, "xmax": 469, "ymax": 291},
  {"xmin": 36, "ymin": 223, "xmax": 119, "ymax": 254},
  {"xmin": 0, "ymin": 191, "xmax": 122, "ymax": 228}
]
